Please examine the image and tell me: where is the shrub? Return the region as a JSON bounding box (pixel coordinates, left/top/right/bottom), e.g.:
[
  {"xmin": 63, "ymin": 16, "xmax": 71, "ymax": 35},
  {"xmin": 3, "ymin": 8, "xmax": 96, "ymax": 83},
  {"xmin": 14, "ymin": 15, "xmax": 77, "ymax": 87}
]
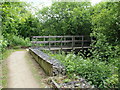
[
  {"xmin": 48, "ymin": 52, "xmax": 118, "ymax": 88},
  {"xmin": 0, "ymin": 39, "xmax": 8, "ymax": 60},
  {"xmin": 6, "ymin": 34, "xmax": 31, "ymax": 47},
  {"xmin": 0, "ymin": 39, "xmax": 8, "ymax": 52}
]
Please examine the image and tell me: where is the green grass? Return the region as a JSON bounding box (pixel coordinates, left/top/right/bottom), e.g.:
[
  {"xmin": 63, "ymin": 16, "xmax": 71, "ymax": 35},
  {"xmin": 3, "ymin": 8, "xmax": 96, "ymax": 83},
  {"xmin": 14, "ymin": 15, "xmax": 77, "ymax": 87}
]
[
  {"xmin": 1, "ymin": 63, "xmax": 8, "ymax": 88},
  {"xmin": 1, "ymin": 49, "xmax": 15, "ymax": 60}
]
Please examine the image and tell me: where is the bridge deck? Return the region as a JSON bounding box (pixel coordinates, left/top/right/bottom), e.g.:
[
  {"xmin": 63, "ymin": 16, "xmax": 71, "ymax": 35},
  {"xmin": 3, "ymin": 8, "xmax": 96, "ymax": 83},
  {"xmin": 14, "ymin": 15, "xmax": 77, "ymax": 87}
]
[{"xmin": 39, "ymin": 46, "xmax": 92, "ymax": 50}]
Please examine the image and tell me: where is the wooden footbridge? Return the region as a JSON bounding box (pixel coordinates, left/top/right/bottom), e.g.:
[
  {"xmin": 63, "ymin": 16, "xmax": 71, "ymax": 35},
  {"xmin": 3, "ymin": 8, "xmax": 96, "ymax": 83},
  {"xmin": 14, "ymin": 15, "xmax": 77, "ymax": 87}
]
[
  {"xmin": 31, "ymin": 35, "xmax": 92, "ymax": 51},
  {"xmin": 30, "ymin": 35, "xmax": 92, "ymax": 76}
]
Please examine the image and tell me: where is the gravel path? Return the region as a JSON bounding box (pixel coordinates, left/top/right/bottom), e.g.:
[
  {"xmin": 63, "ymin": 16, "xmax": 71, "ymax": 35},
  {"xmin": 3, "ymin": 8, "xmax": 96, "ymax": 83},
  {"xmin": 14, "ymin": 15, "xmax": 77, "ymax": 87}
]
[{"xmin": 7, "ymin": 50, "xmax": 40, "ymax": 88}]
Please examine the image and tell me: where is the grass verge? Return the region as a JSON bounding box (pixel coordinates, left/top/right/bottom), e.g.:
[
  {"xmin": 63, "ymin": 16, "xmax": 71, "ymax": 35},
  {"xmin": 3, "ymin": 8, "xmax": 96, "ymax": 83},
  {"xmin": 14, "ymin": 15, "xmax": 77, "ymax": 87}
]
[
  {"xmin": 0, "ymin": 49, "xmax": 15, "ymax": 88},
  {"xmin": 1, "ymin": 49, "xmax": 28, "ymax": 88}
]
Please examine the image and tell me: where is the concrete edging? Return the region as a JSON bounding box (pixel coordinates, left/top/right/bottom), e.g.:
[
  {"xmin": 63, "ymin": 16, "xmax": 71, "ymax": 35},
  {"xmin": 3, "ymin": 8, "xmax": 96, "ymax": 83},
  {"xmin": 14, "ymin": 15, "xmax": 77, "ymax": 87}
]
[{"xmin": 29, "ymin": 48, "xmax": 65, "ymax": 76}]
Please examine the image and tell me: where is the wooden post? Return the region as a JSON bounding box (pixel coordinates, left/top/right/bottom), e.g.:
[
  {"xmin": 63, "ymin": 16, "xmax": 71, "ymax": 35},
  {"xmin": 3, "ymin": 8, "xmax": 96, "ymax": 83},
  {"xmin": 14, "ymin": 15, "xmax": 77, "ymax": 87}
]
[
  {"xmin": 82, "ymin": 36, "xmax": 84, "ymax": 51},
  {"xmin": 35, "ymin": 37, "xmax": 37, "ymax": 48},
  {"xmin": 32, "ymin": 37, "xmax": 33, "ymax": 47},
  {"xmin": 60, "ymin": 37, "xmax": 62, "ymax": 52},
  {"xmin": 72, "ymin": 36, "xmax": 75, "ymax": 50},
  {"xmin": 44, "ymin": 37, "xmax": 45, "ymax": 48},
  {"xmin": 49, "ymin": 37, "xmax": 51, "ymax": 51},
  {"xmin": 55, "ymin": 37, "xmax": 57, "ymax": 47},
  {"xmin": 64, "ymin": 36, "xmax": 66, "ymax": 46}
]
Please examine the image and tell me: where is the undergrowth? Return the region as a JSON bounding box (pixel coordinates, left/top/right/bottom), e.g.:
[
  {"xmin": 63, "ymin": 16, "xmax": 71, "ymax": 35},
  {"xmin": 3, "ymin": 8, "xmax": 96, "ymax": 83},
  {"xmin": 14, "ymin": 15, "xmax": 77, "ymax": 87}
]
[{"xmin": 46, "ymin": 51, "xmax": 119, "ymax": 88}]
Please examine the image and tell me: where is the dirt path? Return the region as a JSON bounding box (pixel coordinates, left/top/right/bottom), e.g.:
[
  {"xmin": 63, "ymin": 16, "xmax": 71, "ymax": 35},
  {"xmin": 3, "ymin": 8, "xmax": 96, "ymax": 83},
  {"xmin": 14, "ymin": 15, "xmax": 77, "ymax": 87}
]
[{"xmin": 7, "ymin": 50, "xmax": 49, "ymax": 88}]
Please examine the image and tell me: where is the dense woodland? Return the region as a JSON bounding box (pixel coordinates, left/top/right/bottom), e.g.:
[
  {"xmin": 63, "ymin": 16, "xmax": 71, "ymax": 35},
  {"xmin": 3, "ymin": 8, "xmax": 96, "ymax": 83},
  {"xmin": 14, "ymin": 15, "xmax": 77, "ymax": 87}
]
[{"xmin": 0, "ymin": 0, "xmax": 120, "ymax": 88}]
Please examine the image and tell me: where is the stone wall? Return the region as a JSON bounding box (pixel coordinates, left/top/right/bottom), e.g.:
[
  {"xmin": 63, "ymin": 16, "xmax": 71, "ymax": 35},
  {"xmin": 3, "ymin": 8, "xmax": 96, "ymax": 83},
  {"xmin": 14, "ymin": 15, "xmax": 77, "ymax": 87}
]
[{"xmin": 29, "ymin": 48, "xmax": 66, "ymax": 76}]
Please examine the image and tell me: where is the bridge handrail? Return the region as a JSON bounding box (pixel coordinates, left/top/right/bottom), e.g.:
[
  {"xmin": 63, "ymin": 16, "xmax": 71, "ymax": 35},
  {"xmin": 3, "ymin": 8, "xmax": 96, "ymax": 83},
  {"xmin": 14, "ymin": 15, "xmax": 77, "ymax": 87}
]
[
  {"xmin": 31, "ymin": 35, "xmax": 92, "ymax": 50},
  {"xmin": 32, "ymin": 35, "xmax": 90, "ymax": 38},
  {"xmin": 31, "ymin": 40, "xmax": 91, "ymax": 44}
]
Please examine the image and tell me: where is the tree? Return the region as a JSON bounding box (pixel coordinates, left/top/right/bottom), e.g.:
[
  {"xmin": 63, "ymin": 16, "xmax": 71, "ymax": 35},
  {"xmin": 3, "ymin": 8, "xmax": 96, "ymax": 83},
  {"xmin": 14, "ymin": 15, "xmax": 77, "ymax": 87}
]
[
  {"xmin": 36, "ymin": 2, "xmax": 92, "ymax": 36},
  {"xmin": 1, "ymin": 1, "xmax": 39, "ymax": 38},
  {"xmin": 91, "ymin": 2, "xmax": 120, "ymax": 61}
]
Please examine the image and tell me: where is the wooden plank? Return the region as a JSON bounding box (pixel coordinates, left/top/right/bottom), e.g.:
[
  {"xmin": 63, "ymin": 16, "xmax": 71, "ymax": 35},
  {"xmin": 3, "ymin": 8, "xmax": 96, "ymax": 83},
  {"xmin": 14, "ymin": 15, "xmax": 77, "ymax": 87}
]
[
  {"xmin": 49, "ymin": 37, "xmax": 50, "ymax": 50},
  {"xmin": 82, "ymin": 36, "xmax": 84, "ymax": 51},
  {"xmin": 60, "ymin": 37, "xmax": 63, "ymax": 51},
  {"xmin": 64, "ymin": 36, "xmax": 66, "ymax": 45},
  {"xmin": 31, "ymin": 40, "xmax": 91, "ymax": 44},
  {"xmin": 35, "ymin": 38, "xmax": 37, "ymax": 47},
  {"xmin": 32, "ymin": 35, "xmax": 88, "ymax": 38},
  {"xmin": 43, "ymin": 37, "xmax": 45, "ymax": 47},
  {"xmin": 72, "ymin": 36, "xmax": 75, "ymax": 49},
  {"xmin": 41, "ymin": 46, "xmax": 92, "ymax": 50}
]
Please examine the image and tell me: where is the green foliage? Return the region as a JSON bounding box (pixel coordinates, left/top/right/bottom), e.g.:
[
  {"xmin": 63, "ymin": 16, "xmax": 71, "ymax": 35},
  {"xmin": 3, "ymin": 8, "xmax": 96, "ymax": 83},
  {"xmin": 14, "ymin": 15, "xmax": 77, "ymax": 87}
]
[
  {"xmin": 1, "ymin": 2, "xmax": 39, "ymax": 39},
  {"xmin": 2, "ymin": 2, "xmax": 26, "ymax": 36},
  {"xmin": 92, "ymin": 2, "xmax": 120, "ymax": 44},
  {"xmin": 36, "ymin": 2, "xmax": 92, "ymax": 36},
  {"xmin": 1, "ymin": 1, "xmax": 37, "ymax": 48},
  {"xmin": 0, "ymin": 39, "xmax": 8, "ymax": 60},
  {"xmin": 48, "ymin": 52, "xmax": 118, "ymax": 88},
  {"xmin": 89, "ymin": 3, "xmax": 120, "ymax": 88},
  {"xmin": 1, "ymin": 1, "xmax": 119, "ymax": 88},
  {"xmin": 6, "ymin": 34, "xmax": 31, "ymax": 47},
  {"xmin": 63, "ymin": 78, "xmax": 71, "ymax": 83},
  {"xmin": 91, "ymin": 2, "xmax": 120, "ymax": 61},
  {"xmin": 0, "ymin": 39, "xmax": 8, "ymax": 52}
]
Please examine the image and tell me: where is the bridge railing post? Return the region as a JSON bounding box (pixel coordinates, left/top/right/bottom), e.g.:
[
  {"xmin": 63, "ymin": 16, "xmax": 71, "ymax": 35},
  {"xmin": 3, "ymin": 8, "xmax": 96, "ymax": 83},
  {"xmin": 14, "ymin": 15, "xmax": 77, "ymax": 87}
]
[
  {"xmin": 43, "ymin": 37, "xmax": 45, "ymax": 48},
  {"xmin": 60, "ymin": 37, "xmax": 63, "ymax": 51},
  {"xmin": 82, "ymin": 36, "xmax": 84, "ymax": 51},
  {"xmin": 55, "ymin": 37, "xmax": 57, "ymax": 47},
  {"xmin": 64, "ymin": 36, "xmax": 66, "ymax": 46},
  {"xmin": 31, "ymin": 37, "xmax": 34, "ymax": 47},
  {"xmin": 72, "ymin": 36, "xmax": 75, "ymax": 50},
  {"xmin": 35, "ymin": 37, "xmax": 37, "ymax": 48},
  {"xmin": 49, "ymin": 36, "xmax": 51, "ymax": 51}
]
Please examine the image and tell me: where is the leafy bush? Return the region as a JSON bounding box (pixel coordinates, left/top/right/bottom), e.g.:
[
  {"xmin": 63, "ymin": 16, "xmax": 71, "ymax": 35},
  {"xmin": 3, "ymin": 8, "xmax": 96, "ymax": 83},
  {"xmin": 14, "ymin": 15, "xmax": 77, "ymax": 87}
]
[
  {"xmin": 91, "ymin": 41, "xmax": 120, "ymax": 62},
  {"xmin": 0, "ymin": 39, "xmax": 8, "ymax": 52},
  {"xmin": 6, "ymin": 34, "xmax": 31, "ymax": 47},
  {"xmin": 48, "ymin": 52, "xmax": 118, "ymax": 88},
  {"xmin": 0, "ymin": 39, "xmax": 8, "ymax": 60},
  {"xmin": 2, "ymin": 2, "xmax": 40, "ymax": 39},
  {"xmin": 91, "ymin": 2, "xmax": 120, "ymax": 62}
]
